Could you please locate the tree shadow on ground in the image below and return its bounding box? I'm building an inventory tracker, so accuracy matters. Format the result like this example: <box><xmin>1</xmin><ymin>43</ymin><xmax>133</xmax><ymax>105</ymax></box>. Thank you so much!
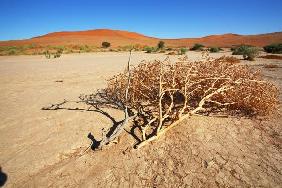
<box><xmin>42</xmin><ymin>91</ymin><xmax>138</xmax><ymax>150</ymax></box>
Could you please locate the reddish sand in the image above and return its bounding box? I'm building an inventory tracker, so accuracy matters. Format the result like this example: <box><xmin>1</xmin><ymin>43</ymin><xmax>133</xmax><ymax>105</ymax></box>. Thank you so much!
<box><xmin>0</xmin><ymin>29</ymin><xmax>282</xmax><ymax>48</ymax></box>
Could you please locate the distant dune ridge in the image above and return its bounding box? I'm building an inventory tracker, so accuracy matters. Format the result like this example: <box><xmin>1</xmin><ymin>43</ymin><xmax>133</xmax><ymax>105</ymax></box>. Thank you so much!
<box><xmin>0</xmin><ymin>29</ymin><xmax>282</xmax><ymax>47</ymax></box>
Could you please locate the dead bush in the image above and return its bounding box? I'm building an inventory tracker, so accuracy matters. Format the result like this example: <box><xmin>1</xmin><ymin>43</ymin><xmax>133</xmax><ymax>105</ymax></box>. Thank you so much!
<box><xmin>104</xmin><ymin>55</ymin><xmax>279</xmax><ymax>147</ymax></box>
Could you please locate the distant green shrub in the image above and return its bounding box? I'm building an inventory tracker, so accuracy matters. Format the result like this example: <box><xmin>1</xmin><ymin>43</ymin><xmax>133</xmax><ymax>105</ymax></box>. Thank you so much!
<box><xmin>263</xmin><ymin>44</ymin><xmax>282</xmax><ymax>54</ymax></box>
<box><xmin>244</xmin><ymin>47</ymin><xmax>260</xmax><ymax>61</ymax></box>
<box><xmin>190</xmin><ymin>43</ymin><xmax>204</xmax><ymax>51</ymax></box>
<box><xmin>232</xmin><ymin>45</ymin><xmax>247</xmax><ymax>55</ymax></box>
<box><xmin>209</xmin><ymin>47</ymin><xmax>221</xmax><ymax>53</ymax></box>
<box><xmin>179</xmin><ymin>48</ymin><xmax>188</xmax><ymax>55</ymax></box>
<box><xmin>102</xmin><ymin>42</ymin><xmax>111</xmax><ymax>48</ymax></box>
<box><xmin>158</xmin><ymin>41</ymin><xmax>165</xmax><ymax>49</ymax></box>
<box><xmin>232</xmin><ymin>45</ymin><xmax>260</xmax><ymax>61</ymax></box>
<box><xmin>144</xmin><ymin>46</ymin><xmax>156</xmax><ymax>53</ymax></box>
<box><xmin>231</xmin><ymin>45</ymin><xmax>253</xmax><ymax>54</ymax></box>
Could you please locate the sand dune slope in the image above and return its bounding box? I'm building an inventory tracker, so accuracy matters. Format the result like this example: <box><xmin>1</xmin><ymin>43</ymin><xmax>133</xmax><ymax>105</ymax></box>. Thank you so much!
<box><xmin>0</xmin><ymin>29</ymin><xmax>282</xmax><ymax>47</ymax></box>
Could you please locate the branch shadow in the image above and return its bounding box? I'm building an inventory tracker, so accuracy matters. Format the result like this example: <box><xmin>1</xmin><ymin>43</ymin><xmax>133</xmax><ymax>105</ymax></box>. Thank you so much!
<box><xmin>0</xmin><ymin>167</ymin><xmax>7</xmax><ymax>187</ymax></box>
<box><xmin>42</xmin><ymin>91</ymin><xmax>139</xmax><ymax>150</ymax></box>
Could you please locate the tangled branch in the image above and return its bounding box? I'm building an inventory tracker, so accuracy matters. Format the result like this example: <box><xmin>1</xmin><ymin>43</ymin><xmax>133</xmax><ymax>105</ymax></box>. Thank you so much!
<box><xmin>104</xmin><ymin>55</ymin><xmax>278</xmax><ymax>148</ymax></box>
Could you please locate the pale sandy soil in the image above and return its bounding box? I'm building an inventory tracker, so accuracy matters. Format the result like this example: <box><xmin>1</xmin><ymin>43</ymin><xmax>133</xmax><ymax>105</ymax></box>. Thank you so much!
<box><xmin>0</xmin><ymin>51</ymin><xmax>281</xmax><ymax>187</ymax></box>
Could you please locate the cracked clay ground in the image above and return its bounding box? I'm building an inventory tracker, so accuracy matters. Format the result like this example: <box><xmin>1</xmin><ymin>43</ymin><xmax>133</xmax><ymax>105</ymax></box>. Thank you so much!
<box><xmin>0</xmin><ymin>52</ymin><xmax>281</xmax><ymax>187</ymax></box>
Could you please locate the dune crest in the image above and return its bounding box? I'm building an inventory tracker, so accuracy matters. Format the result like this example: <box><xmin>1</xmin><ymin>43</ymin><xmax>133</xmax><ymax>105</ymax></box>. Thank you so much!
<box><xmin>0</xmin><ymin>29</ymin><xmax>282</xmax><ymax>47</ymax></box>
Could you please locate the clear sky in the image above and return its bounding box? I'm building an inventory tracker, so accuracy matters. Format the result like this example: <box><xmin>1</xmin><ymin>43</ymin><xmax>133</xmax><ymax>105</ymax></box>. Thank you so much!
<box><xmin>0</xmin><ymin>0</ymin><xmax>282</xmax><ymax>40</ymax></box>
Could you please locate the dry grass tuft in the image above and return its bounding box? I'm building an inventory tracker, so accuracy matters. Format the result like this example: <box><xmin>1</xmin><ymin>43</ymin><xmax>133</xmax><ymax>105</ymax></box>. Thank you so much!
<box><xmin>104</xmin><ymin>55</ymin><xmax>279</xmax><ymax>147</ymax></box>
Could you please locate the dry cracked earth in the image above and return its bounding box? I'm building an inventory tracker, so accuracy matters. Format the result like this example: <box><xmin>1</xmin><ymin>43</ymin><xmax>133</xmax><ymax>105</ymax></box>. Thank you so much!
<box><xmin>0</xmin><ymin>52</ymin><xmax>281</xmax><ymax>187</ymax></box>
<box><xmin>20</xmin><ymin>115</ymin><xmax>281</xmax><ymax>187</ymax></box>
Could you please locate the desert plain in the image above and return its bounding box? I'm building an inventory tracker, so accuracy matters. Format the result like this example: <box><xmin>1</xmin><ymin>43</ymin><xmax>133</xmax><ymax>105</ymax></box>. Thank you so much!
<box><xmin>0</xmin><ymin>51</ymin><xmax>281</xmax><ymax>187</ymax></box>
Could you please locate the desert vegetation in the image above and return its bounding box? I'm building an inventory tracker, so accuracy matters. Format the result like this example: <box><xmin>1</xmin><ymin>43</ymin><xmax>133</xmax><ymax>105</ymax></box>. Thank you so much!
<box><xmin>143</xmin><ymin>46</ymin><xmax>156</xmax><ymax>53</ymax></box>
<box><xmin>0</xmin><ymin>44</ymin><xmax>89</xmax><ymax>55</ymax></box>
<box><xmin>209</xmin><ymin>47</ymin><xmax>222</xmax><ymax>53</ymax></box>
<box><xmin>82</xmin><ymin>54</ymin><xmax>278</xmax><ymax>149</ymax></box>
<box><xmin>232</xmin><ymin>45</ymin><xmax>260</xmax><ymax>61</ymax></box>
<box><xmin>143</xmin><ymin>41</ymin><xmax>166</xmax><ymax>53</ymax></box>
<box><xmin>263</xmin><ymin>43</ymin><xmax>282</xmax><ymax>54</ymax></box>
<box><xmin>0</xmin><ymin>44</ymin><xmax>37</xmax><ymax>55</ymax></box>
<box><xmin>102</xmin><ymin>42</ymin><xmax>111</xmax><ymax>48</ymax></box>
<box><xmin>179</xmin><ymin>48</ymin><xmax>188</xmax><ymax>55</ymax></box>
<box><xmin>43</xmin><ymin>48</ymin><xmax>63</xmax><ymax>59</ymax></box>
<box><xmin>157</xmin><ymin>41</ymin><xmax>165</xmax><ymax>49</ymax></box>
<box><xmin>0</xmin><ymin>44</ymin><xmax>142</xmax><ymax>55</ymax></box>
<box><xmin>190</xmin><ymin>43</ymin><xmax>205</xmax><ymax>51</ymax></box>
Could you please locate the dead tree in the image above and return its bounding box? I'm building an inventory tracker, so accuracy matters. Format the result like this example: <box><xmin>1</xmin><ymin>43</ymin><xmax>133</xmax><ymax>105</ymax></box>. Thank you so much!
<box><xmin>104</xmin><ymin>55</ymin><xmax>279</xmax><ymax>148</ymax></box>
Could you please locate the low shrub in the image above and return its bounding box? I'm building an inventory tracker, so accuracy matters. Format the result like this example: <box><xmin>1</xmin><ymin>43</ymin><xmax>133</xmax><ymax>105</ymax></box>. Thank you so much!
<box><xmin>144</xmin><ymin>46</ymin><xmax>156</xmax><ymax>53</ymax></box>
<box><xmin>263</xmin><ymin>44</ymin><xmax>282</xmax><ymax>54</ymax></box>
<box><xmin>232</xmin><ymin>45</ymin><xmax>260</xmax><ymax>61</ymax></box>
<box><xmin>143</xmin><ymin>46</ymin><xmax>152</xmax><ymax>53</ymax></box>
<box><xmin>54</xmin><ymin>49</ymin><xmax>63</xmax><ymax>58</ymax></box>
<box><xmin>179</xmin><ymin>48</ymin><xmax>188</xmax><ymax>55</ymax></box>
<box><xmin>190</xmin><ymin>43</ymin><xmax>204</xmax><ymax>51</ymax></box>
<box><xmin>244</xmin><ymin>47</ymin><xmax>260</xmax><ymax>61</ymax></box>
<box><xmin>43</xmin><ymin>49</ymin><xmax>62</xmax><ymax>59</ymax></box>
<box><xmin>232</xmin><ymin>45</ymin><xmax>249</xmax><ymax>55</ymax></box>
<box><xmin>158</xmin><ymin>41</ymin><xmax>165</xmax><ymax>49</ymax></box>
<box><xmin>209</xmin><ymin>47</ymin><xmax>222</xmax><ymax>53</ymax></box>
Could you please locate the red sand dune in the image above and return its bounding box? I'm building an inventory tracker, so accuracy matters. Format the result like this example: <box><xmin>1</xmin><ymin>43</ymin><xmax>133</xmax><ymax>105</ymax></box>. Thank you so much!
<box><xmin>0</xmin><ymin>29</ymin><xmax>282</xmax><ymax>47</ymax></box>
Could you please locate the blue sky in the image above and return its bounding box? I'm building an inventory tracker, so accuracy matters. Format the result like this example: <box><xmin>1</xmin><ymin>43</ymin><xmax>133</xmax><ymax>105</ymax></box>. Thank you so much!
<box><xmin>0</xmin><ymin>0</ymin><xmax>282</xmax><ymax>40</ymax></box>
